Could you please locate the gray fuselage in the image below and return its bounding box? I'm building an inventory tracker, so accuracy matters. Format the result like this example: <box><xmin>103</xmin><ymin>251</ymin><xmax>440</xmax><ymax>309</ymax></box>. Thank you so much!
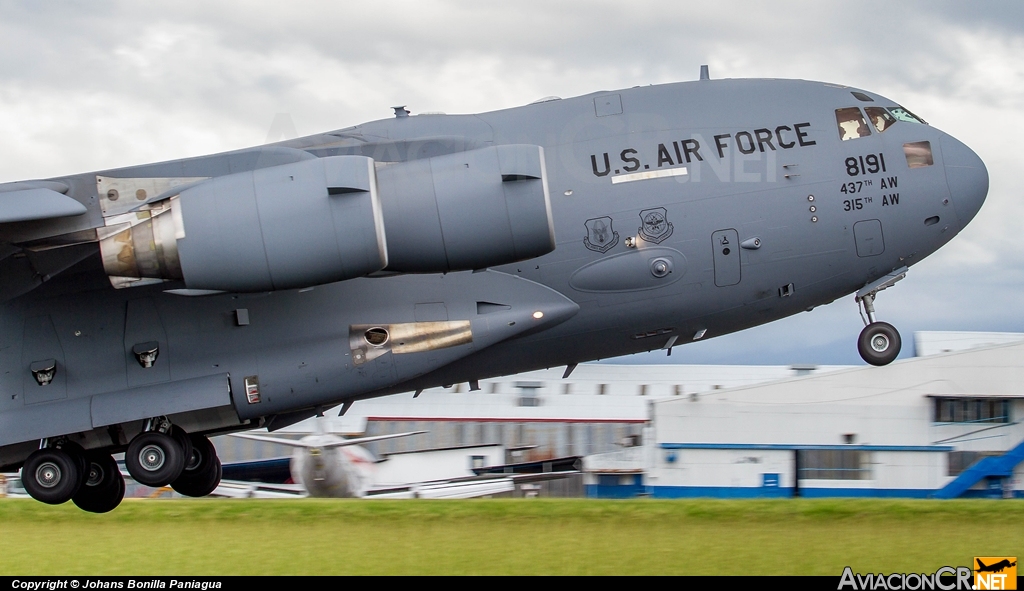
<box><xmin>0</xmin><ymin>78</ymin><xmax>988</xmax><ymax>469</ymax></box>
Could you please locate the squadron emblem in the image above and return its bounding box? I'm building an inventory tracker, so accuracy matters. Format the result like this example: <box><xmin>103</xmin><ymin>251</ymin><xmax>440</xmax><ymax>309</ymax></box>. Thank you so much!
<box><xmin>584</xmin><ymin>217</ymin><xmax>619</xmax><ymax>253</ymax></box>
<box><xmin>638</xmin><ymin>207</ymin><xmax>674</xmax><ymax>244</ymax></box>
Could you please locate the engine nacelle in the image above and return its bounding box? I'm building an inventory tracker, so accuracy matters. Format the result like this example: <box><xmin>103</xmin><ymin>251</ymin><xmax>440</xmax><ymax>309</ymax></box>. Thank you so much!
<box><xmin>99</xmin><ymin>144</ymin><xmax>554</xmax><ymax>291</ymax></box>
<box><xmin>376</xmin><ymin>144</ymin><xmax>554</xmax><ymax>272</ymax></box>
<box><xmin>100</xmin><ymin>156</ymin><xmax>388</xmax><ymax>291</ymax></box>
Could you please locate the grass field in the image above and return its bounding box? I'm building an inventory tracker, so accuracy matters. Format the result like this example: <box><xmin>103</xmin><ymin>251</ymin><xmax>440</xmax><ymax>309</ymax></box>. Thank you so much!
<box><xmin>0</xmin><ymin>498</ymin><xmax>1021</xmax><ymax>575</ymax></box>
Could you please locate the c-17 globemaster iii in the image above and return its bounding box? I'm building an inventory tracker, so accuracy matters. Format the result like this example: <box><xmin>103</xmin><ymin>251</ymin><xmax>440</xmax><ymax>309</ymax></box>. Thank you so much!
<box><xmin>0</xmin><ymin>67</ymin><xmax>987</xmax><ymax>511</ymax></box>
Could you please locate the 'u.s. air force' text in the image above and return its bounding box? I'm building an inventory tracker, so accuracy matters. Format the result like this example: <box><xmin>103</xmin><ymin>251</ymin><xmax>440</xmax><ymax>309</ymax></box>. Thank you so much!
<box><xmin>590</xmin><ymin>122</ymin><xmax>815</xmax><ymax>178</ymax></box>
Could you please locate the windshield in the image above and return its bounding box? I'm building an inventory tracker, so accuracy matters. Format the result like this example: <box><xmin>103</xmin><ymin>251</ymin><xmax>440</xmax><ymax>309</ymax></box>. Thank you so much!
<box><xmin>888</xmin><ymin>106</ymin><xmax>927</xmax><ymax>125</ymax></box>
<box><xmin>835</xmin><ymin>107</ymin><xmax>871</xmax><ymax>141</ymax></box>
<box><xmin>865</xmin><ymin>107</ymin><xmax>896</xmax><ymax>133</ymax></box>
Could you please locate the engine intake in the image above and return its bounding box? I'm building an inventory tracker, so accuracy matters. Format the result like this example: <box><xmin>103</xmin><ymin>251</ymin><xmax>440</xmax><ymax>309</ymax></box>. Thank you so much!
<box><xmin>376</xmin><ymin>144</ymin><xmax>554</xmax><ymax>272</ymax></box>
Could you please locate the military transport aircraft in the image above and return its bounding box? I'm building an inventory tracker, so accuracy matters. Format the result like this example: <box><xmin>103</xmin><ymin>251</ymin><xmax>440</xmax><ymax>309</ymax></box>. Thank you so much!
<box><xmin>0</xmin><ymin>68</ymin><xmax>988</xmax><ymax>512</ymax></box>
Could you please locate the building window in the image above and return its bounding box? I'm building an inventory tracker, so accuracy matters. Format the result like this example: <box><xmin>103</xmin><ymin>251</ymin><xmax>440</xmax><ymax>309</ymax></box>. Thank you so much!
<box><xmin>797</xmin><ymin>449</ymin><xmax>869</xmax><ymax>480</ymax></box>
<box><xmin>934</xmin><ymin>398</ymin><xmax>1010</xmax><ymax>424</ymax></box>
<box><xmin>516</xmin><ymin>381</ymin><xmax>542</xmax><ymax>407</ymax></box>
<box><xmin>947</xmin><ymin>451</ymin><xmax>1000</xmax><ymax>477</ymax></box>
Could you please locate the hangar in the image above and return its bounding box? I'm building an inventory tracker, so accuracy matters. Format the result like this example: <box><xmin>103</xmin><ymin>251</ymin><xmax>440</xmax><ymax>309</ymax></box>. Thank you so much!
<box><xmin>584</xmin><ymin>336</ymin><xmax>1024</xmax><ymax>499</ymax></box>
<box><xmin>207</xmin><ymin>331</ymin><xmax>1024</xmax><ymax>499</ymax></box>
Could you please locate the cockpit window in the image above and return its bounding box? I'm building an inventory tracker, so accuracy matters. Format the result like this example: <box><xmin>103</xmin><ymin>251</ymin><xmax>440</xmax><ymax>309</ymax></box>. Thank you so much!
<box><xmin>889</xmin><ymin>106</ymin><xmax>927</xmax><ymax>125</ymax></box>
<box><xmin>835</xmin><ymin>107</ymin><xmax>871</xmax><ymax>141</ymax></box>
<box><xmin>865</xmin><ymin>107</ymin><xmax>896</xmax><ymax>133</ymax></box>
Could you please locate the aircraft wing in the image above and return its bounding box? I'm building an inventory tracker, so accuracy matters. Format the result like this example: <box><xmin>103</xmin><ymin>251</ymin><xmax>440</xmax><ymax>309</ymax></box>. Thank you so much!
<box><xmin>365</xmin><ymin>471</ymin><xmax>579</xmax><ymax>499</ymax></box>
<box><xmin>0</xmin><ymin>187</ymin><xmax>87</xmax><ymax>223</ymax></box>
<box><xmin>319</xmin><ymin>431</ymin><xmax>428</xmax><ymax>449</ymax></box>
<box><xmin>366</xmin><ymin>476</ymin><xmax>517</xmax><ymax>499</ymax></box>
<box><xmin>211</xmin><ymin>480</ymin><xmax>308</xmax><ymax>499</ymax></box>
<box><xmin>228</xmin><ymin>432</ymin><xmax>316</xmax><ymax>448</ymax></box>
<box><xmin>228</xmin><ymin>430</ymin><xmax>427</xmax><ymax>449</ymax></box>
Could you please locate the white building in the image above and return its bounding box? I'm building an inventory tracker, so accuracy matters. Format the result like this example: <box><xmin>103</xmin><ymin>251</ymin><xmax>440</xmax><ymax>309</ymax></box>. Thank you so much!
<box><xmin>215</xmin><ymin>363</ymin><xmax>845</xmax><ymax>465</ymax></box>
<box><xmin>584</xmin><ymin>339</ymin><xmax>1024</xmax><ymax>499</ymax></box>
<box><xmin>213</xmin><ymin>332</ymin><xmax>1024</xmax><ymax>499</ymax></box>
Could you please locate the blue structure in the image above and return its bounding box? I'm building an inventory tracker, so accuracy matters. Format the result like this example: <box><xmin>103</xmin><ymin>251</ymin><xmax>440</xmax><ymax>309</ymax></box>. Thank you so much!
<box><xmin>934</xmin><ymin>438</ymin><xmax>1024</xmax><ymax>499</ymax></box>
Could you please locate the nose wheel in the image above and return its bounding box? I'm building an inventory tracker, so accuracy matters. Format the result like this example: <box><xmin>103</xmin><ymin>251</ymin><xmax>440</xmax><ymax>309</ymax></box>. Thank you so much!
<box><xmin>858</xmin><ymin>321</ymin><xmax>901</xmax><ymax>366</ymax></box>
<box><xmin>854</xmin><ymin>267</ymin><xmax>907</xmax><ymax>366</ymax></box>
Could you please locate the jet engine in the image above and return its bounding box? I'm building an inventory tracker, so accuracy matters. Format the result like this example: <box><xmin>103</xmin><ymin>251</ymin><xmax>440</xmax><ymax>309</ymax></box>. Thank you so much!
<box><xmin>375</xmin><ymin>144</ymin><xmax>554</xmax><ymax>273</ymax></box>
<box><xmin>100</xmin><ymin>155</ymin><xmax>388</xmax><ymax>292</ymax></box>
<box><xmin>99</xmin><ymin>145</ymin><xmax>554</xmax><ymax>291</ymax></box>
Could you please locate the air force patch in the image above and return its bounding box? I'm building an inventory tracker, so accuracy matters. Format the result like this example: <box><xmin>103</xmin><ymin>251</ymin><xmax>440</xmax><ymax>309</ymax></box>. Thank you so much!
<box><xmin>638</xmin><ymin>207</ymin><xmax>674</xmax><ymax>244</ymax></box>
<box><xmin>584</xmin><ymin>217</ymin><xmax>619</xmax><ymax>253</ymax></box>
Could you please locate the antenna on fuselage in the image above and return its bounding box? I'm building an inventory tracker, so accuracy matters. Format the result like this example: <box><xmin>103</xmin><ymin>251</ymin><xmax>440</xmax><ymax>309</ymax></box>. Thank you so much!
<box><xmin>699</xmin><ymin>65</ymin><xmax>710</xmax><ymax>81</ymax></box>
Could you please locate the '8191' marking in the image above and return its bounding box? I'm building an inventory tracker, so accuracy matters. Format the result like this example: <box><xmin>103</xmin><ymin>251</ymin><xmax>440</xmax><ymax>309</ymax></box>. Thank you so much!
<box><xmin>845</xmin><ymin>153</ymin><xmax>886</xmax><ymax>177</ymax></box>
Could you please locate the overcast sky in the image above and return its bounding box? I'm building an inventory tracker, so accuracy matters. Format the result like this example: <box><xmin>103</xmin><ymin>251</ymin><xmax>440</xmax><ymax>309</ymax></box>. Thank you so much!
<box><xmin>1</xmin><ymin>1</ymin><xmax>1021</xmax><ymax>365</ymax></box>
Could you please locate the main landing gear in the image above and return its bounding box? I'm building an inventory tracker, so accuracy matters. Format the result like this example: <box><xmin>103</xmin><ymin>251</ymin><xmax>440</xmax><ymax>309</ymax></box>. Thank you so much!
<box><xmin>854</xmin><ymin>267</ymin><xmax>907</xmax><ymax>366</ymax></box>
<box><xmin>21</xmin><ymin>440</ymin><xmax>126</xmax><ymax>513</ymax></box>
<box><xmin>124</xmin><ymin>418</ymin><xmax>222</xmax><ymax>497</ymax></box>
<box><xmin>20</xmin><ymin>419</ymin><xmax>222</xmax><ymax>512</ymax></box>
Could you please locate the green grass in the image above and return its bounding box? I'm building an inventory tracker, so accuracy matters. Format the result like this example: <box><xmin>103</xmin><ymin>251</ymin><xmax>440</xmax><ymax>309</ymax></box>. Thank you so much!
<box><xmin>0</xmin><ymin>498</ymin><xmax>1021</xmax><ymax>575</ymax></box>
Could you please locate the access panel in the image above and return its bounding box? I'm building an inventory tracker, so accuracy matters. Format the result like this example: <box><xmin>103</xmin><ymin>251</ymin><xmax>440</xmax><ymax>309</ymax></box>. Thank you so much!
<box><xmin>854</xmin><ymin>219</ymin><xmax>885</xmax><ymax>257</ymax></box>
<box><xmin>712</xmin><ymin>229</ymin><xmax>741</xmax><ymax>287</ymax></box>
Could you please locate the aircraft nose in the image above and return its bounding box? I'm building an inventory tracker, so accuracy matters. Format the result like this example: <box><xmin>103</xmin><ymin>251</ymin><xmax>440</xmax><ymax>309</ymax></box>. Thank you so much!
<box><xmin>941</xmin><ymin>134</ymin><xmax>988</xmax><ymax>226</ymax></box>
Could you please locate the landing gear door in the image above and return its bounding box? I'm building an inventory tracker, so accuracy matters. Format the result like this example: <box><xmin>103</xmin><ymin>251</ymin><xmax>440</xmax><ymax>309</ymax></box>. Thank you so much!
<box><xmin>712</xmin><ymin>229</ymin><xmax>741</xmax><ymax>287</ymax></box>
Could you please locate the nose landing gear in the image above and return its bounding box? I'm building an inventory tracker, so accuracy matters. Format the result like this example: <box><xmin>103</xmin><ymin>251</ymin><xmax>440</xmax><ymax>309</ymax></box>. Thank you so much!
<box><xmin>855</xmin><ymin>267</ymin><xmax>907</xmax><ymax>366</ymax></box>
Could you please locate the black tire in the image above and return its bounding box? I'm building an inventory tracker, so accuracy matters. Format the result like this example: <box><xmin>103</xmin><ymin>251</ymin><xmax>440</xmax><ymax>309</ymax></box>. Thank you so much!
<box><xmin>858</xmin><ymin>321</ymin><xmax>902</xmax><ymax>366</ymax></box>
<box><xmin>170</xmin><ymin>426</ymin><xmax>193</xmax><ymax>471</ymax></box>
<box><xmin>171</xmin><ymin>456</ymin><xmax>222</xmax><ymax>498</ymax></box>
<box><xmin>171</xmin><ymin>435</ymin><xmax>222</xmax><ymax>497</ymax></box>
<box><xmin>56</xmin><ymin>441</ymin><xmax>88</xmax><ymax>486</ymax></box>
<box><xmin>72</xmin><ymin>452</ymin><xmax>125</xmax><ymax>513</ymax></box>
<box><xmin>126</xmin><ymin>431</ymin><xmax>186</xmax><ymax>487</ymax></box>
<box><xmin>21</xmin><ymin>448</ymin><xmax>82</xmax><ymax>504</ymax></box>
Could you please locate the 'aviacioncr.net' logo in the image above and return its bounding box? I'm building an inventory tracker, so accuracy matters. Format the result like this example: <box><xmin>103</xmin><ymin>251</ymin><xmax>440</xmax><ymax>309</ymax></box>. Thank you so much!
<box><xmin>974</xmin><ymin>557</ymin><xmax>1017</xmax><ymax>590</ymax></box>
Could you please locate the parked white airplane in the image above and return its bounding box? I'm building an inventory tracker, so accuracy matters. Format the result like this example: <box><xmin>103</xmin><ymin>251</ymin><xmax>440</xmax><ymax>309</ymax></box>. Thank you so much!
<box><xmin>228</xmin><ymin>426</ymin><xmax>426</xmax><ymax>498</ymax></box>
